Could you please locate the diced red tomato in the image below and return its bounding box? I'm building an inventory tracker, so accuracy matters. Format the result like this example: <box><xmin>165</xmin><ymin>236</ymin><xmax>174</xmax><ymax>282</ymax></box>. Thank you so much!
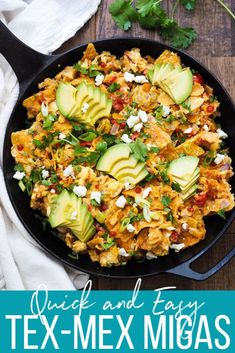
<box><xmin>100</xmin><ymin>62</ymin><xmax>106</xmax><ymax>68</ymax></box>
<box><xmin>194</xmin><ymin>192</ymin><xmax>208</xmax><ymax>207</ymax></box>
<box><xmin>112</xmin><ymin>96</ymin><xmax>124</xmax><ymax>111</ymax></box>
<box><xmin>109</xmin><ymin>231</ymin><xmax>117</xmax><ymax>237</ymax></box>
<box><xmin>107</xmin><ymin>76</ymin><xmax>117</xmax><ymax>85</ymax></box>
<box><xmin>193</xmin><ymin>74</ymin><xmax>204</xmax><ymax>84</ymax></box>
<box><xmin>207</xmin><ymin>105</ymin><xmax>214</xmax><ymax>113</ymax></box>
<box><xmin>131</xmin><ymin>132</ymin><xmax>140</xmax><ymax>140</ymax></box>
<box><xmin>17</xmin><ymin>144</ymin><xmax>24</xmax><ymax>151</ymax></box>
<box><xmin>170</xmin><ymin>230</ymin><xmax>179</xmax><ymax>243</ymax></box>
<box><xmin>187</xmin><ymin>207</ymin><xmax>194</xmax><ymax>212</ymax></box>
<box><xmin>120</xmin><ymin>122</ymin><xmax>126</xmax><ymax>128</ymax></box>
<box><xmin>135</xmin><ymin>186</ymin><xmax>142</xmax><ymax>193</ymax></box>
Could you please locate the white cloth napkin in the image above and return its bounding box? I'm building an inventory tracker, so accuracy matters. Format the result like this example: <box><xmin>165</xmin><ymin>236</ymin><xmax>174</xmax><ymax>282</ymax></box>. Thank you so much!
<box><xmin>0</xmin><ymin>0</ymin><xmax>101</xmax><ymax>289</ymax></box>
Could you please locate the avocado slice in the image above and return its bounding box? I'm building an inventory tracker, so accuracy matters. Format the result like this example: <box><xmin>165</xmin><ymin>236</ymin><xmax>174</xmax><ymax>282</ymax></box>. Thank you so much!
<box><xmin>48</xmin><ymin>189</ymin><xmax>78</xmax><ymax>228</ymax></box>
<box><xmin>181</xmin><ymin>184</ymin><xmax>198</xmax><ymax>201</ymax></box>
<box><xmin>173</xmin><ymin>168</ymin><xmax>200</xmax><ymax>191</ymax></box>
<box><xmin>155</xmin><ymin>63</ymin><xmax>175</xmax><ymax>87</ymax></box>
<box><xmin>168</xmin><ymin>156</ymin><xmax>199</xmax><ymax>181</ymax></box>
<box><xmin>56</xmin><ymin>83</ymin><xmax>77</xmax><ymax>117</ymax></box>
<box><xmin>48</xmin><ymin>190</ymin><xmax>95</xmax><ymax>243</ymax></box>
<box><xmin>164</xmin><ymin>68</ymin><xmax>193</xmax><ymax>104</ymax></box>
<box><xmin>115</xmin><ymin>162</ymin><xmax>146</xmax><ymax>180</ymax></box>
<box><xmin>119</xmin><ymin>168</ymin><xmax>149</xmax><ymax>185</ymax></box>
<box><xmin>56</xmin><ymin>82</ymin><xmax>112</xmax><ymax>126</ymax></box>
<box><xmin>110</xmin><ymin>155</ymin><xmax>138</xmax><ymax>175</ymax></box>
<box><xmin>96</xmin><ymin>144</ymin><xmax>131</xmax><ymax>172</ymax></box>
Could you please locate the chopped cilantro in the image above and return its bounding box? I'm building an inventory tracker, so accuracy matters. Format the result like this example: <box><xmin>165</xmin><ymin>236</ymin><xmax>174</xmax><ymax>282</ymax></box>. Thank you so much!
<box><xmin>217</xmin><ymin>209</ymin><xmax>226</xmax><ymax>220</ymax></box>
<box><xmin>109</xmin><ymin>0</ymin><xmax>137</xmax><ymax>31</ymax></box>
<box><xmin>79</xmin><ymin>131</ymin><xmax>97</xmax><ymax>141</ymax></box>
<box><xmin>150</xmin><ymin>146</ymin><xmax>160</xmax><ymax>153</ymax></box>
<box><xmin>172</xmin><ymin>182</ymin><xmax>182</xmax><ymax>192</ymax></box>
<box><xmin>161</xmin><ymin>195</ymin><xmax>171</xmax><ymax>207</ymax></box>
<box><xmin>107</xmin><ymin>82</ymin><xmax>121</xmax><ymax>92</ymax></box>
<box><xmin>96</xmin><ymin>141</ymin><xmax>108</xmax><ymax>154</ymax></box>
<box><xmin>14</xmin><ymin>163</ymin><xmax>24</xmax><ymax>172</ymax></box>
<box><xmin>129</xmin><ymin>139</ymin><xmax>148</xmax><ymax>162</ymax></box>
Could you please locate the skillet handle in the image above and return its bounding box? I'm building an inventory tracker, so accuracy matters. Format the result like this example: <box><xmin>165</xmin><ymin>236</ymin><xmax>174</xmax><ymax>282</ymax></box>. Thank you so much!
<box><xmin>0</xmin><ymin>20</ymin><xmax>54</xmax><ymax>87</ymax></box>
<box><xmin>166</xmin><ymin>247</ymin><xmax>235</xmax><ymax>281</ymax></box>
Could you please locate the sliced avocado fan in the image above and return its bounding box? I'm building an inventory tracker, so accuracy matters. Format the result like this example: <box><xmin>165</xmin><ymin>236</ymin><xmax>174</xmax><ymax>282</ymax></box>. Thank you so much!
<box><xmin>168</xmin><ymin>156</ymin><xmax>200</xmax><ymax>200</ymax></box>
<box><xmin>96</xmin><ymin>144</ymin><xmax>148</xmax><ymax>185</ymax></box>
<box><xmin>48</xmin><ymin>189</ymin><xmax>95</xmax><ymax>242</ymax></box>
<box><xmin>56</xmin><ymin>81</ymin><xmax>112</xmax><ymax>127</ymax></box>
<box><xmin>148</xmin><ymin>63</ymin><xmax>193</xmax><ymax>104</ymax></box>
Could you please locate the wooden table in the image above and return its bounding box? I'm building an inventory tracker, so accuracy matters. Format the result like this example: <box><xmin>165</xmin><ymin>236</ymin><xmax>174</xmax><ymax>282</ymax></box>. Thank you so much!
<box><xmin>57</xmin><ymin>0</ymin><xmax>235</xmax><ymax>289</ymax></box>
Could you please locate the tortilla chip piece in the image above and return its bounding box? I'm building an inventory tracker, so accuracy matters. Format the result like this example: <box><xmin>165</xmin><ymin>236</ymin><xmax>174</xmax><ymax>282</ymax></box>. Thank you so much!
<box><xmin>188</xmin><ymin>97</ymin><xmax>204</xmax><ymax>111</ymax></box>
<box><xmin>191</xmin><ymin>82</ymin><xmax>205</xmax><ymax>96</ymax></box>
<box><xmin>155</xmin><ymin>50</ymin><xmax>181</xmax><ymax>66</ymax></box>
<box><xmin>157</xmin><ymin>91</ymin><xmax>175</xmax><ymax>106</ymax></box>
<box><xmin>82</xmin><ymin>43</ymin><xmax>98</xmax><ymax>61</ymax></box>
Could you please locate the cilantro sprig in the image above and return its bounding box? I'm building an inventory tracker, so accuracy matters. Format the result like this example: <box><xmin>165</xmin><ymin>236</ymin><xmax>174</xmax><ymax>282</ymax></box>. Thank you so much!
<box><xmin>109</xmin><ymin>0</ymin><xmax>235</xmax><ymax>49</ymax></box>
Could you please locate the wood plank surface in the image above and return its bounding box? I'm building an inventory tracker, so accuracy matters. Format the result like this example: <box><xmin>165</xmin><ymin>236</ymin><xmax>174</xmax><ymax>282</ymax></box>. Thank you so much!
<box><xmin>57</xmin><ymin>0</ymin><xmax>235</xmax><ymax>289</ymax></box>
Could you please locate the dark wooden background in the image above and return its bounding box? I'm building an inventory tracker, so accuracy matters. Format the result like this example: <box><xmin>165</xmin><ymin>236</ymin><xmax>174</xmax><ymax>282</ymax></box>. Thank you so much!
<box><xmin>57</xmin><ymin>0</ymin><xmax>235</xmax><ymax>290</ymax></box>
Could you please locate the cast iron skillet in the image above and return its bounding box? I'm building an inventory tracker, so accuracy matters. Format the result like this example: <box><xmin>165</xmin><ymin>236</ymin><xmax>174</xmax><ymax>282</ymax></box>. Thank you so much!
<box><xmin>1</xmin><ymin>22</ymin><xmax>234</xmax><ymax>280</ymax></box>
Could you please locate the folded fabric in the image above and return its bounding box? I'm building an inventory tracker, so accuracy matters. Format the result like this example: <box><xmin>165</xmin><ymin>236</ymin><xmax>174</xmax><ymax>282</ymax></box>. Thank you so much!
<box><xmin>0</xmin><ymin>0</ymin><xmax>101</xmax><ymax>289</ymax></box>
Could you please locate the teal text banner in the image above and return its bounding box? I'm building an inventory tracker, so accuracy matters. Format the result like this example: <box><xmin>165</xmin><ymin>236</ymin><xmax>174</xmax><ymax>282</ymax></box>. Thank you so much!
<box><xmin>0</xmin><ymin>284</ymin><xmax>234</xmax><ymax>352</ymax></box>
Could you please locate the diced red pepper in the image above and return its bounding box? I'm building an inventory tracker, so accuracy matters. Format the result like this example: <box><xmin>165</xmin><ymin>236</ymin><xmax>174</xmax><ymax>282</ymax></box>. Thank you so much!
<box><xmin>193</xmin><ymin>74</ymin><xmax>204</xmax><ymax>84</ymax></box>
<box><xmin>120</xmin><ymin>121</ymin><xmax>126</xmax><ymax>128</ymax></box>
<box><xmin>207</xmin><ymin>105</ymin><xmax>214</xmax><ymax>113</ymax></box>
<box><xmin>109</xmin><ymin>231</ymin><xmax>117</xmax><ymax>237</ymax></box>
<box><xmin>17</xmin><ymin>144</ymin><xmax>24</xmax><ymax>151</ymax></box>
<box><xmin>100</xmin><ymin>203</ymin><xmax>108</xmax><ymax>211</ymax></box>
<box><xmin>80</xmin><ymin>141</ymin><xmax>91</xmax><ymax>147</ymax></box>
<box><xmin>194</xmin><ymin>192</ymin><xmax>208</xmax><ymax>207</ymax></box>
<box><xmin>100</xmin><ymin>62</ymin><xmax>106</xmax><ymax>68</ymax></box>
<box><xmin>170</xmin><ymin>230</ymin><xmax>179</xmax><ymax>243</ymax></box>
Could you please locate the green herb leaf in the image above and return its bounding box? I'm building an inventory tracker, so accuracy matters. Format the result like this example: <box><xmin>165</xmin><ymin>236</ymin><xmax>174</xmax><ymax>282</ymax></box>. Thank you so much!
<box><xmin>87</xmin><ymin>152</ymin><xmax>101</xmax><ymax>164</ymax></box>
<box><xmin>129</xmin><ymin>139</ymin><xmax>148</xmax><ymax>162</ymax></box>
<box><xmin>150</xmin><ymin>146</ymin><xmax>160</xmax><ymax>153</ymax></box>
<box><xmin>161</xmin><ymin>195</ymin><xmax>171</xmax><ymax>207</ymax></box>
<box><xmin>109</xmin><ymin>0</ymin><xmax>137</xmax><ymax>31</ymax></box>
<box><xmin>161</xmin><ymin>24</ymin><xmax>197</xmax><ymax>49</ymax></box>
<box><xmin>73</xmin><ymin>62</ymin><xmax>88</xmax><ymax>75</ymax></box>
<box><xmin>33</xmin><ymin>139</ymin><xmax>44</xmax><ymax>149</ymax></box>
<box><xmin>96</xmin><ymin>141</ymin><xmax>108</xmax><ymax>154</ymax></box>
<box><xmin>43</xmin><ymin>114</ymin><xmax>56</xmax><ymax>130</ymax></box>
<box><xmin>14</xmin><ymin>163</ymin><xmax>24</xmax><ymax>172</ymax></box>
<box><xmin>217</xmin><ymin>209</ymin><xmax>226</xmax><ymax>220</ymax></box>
<box><xmin>172</xmin><ymin>182</ymin><xmax>182</xmax><ymax>192</ymax></box>
<box><xmin>88</xmin><ymin>64</ymin><xmax>102</xmax><ymax>78</ymax></box>
<box><xmin>180</xmin><ymin>0</ymin><xmax>197</xmax><ymax>11</ymax></box>
<box><xmin>107</xmin><ymin>82</ymin><xmax>121</xmax><ymax>92</ymax></box>
<box><xmin>79</xmin><ymin>132</ymin><xmax>97</xmax><ymax>141</ymax></box>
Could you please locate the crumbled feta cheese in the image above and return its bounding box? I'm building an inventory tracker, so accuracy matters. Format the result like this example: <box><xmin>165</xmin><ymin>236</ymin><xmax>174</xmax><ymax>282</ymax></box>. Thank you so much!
<box><xmin>124</xmin><ymin>182</ymin><xmax>134</xmax><ymax>190</ymax></box>
<box><xmin>166</xmin><ymin>226</ymin><xmax>176</xmax><ymax>231</ymax></box>
<box><xmin>121</xmin><ymin>134</ymin><xmax>132</xmax><ymax>144</ymax></box>
<box><xmin>182</xmin><ymin>222</ymin><xmax>189</xmax><ymax>231</ymax></box>
<box><xmin>146</xmin><ymin>252</ymin><xmax>158</xmax><ymax>260</ymax></box>
<box><xmin>162</xmin><ymin>105</ymin><xmax>171</xmax><ymax>117</ymax></box>
<box><xmin>63</xmin><ymin>164</ymin><xmax>74</xmax><ymax>177</ymax></box>
<box><xmin>134</xmin><ymin>75</ymin><xmax>148</xmax><ymax>84</ymax></box>
<box><xmin>13</xmin><ymin>171</ymin><xmax>25</xmax><ymax>181</ymax></box>
<box><xmin>58</xmin><ymin>132</ymin><xmax>66</xmax><ymax>140</ymax></box>
<box><xmin>81</xmin><ymin>102</ymin><xmax>89</xmax><ymax>113</ymax></box>
<box><xmin>142</xmin><ymin>187</ymin><xmax>152</xmax><ymax>199</ymax></box>
<box><xmin>70</xmin><ymin>211</ymin><xmax>78</xmax><ymax>220</ymax></box>
<box><xmin>90</xmin><ymin>191</ymin><xmax>102</xmax><ymax>204</ymax></box>
<box><xmin>184</xmin><ymin>127</ymin><xmax>193</xmax><ymax>134</ymax></box>
<box><xmin>170</xmin><ymin>243</ymin><xmax>185</xmax><ymax>252</ymax></box>
<box><xmin>41</xmin><ymin>102</ymin><xmax>48</xmax><ymax>117</ymax></box>
<box><xmin>127</xmin><ymin>223</ymin><xmax>136</xmax><ymax>233</ymax></box>
<box><xmin>124</xmin><ymin>72</ymin><xmax>135</xmax><ymax>82</ymax></box>
<box><xmin>50</xmin><ymin>189</ymin><xmax>56</xmax><ymax>194</ymax></box>
<box><xmin>217</xmin><ymin>128</ymin><xmax>228</xmax><ymax>139</ymax></box>
<box><xmin>119</xmin><ymin>248</ymin><xmax>129</xmax><ymax>257</ymax></box>
<box><xmin>126</xmin><ymin>115</ymin><xmax>139</xmax><ymax>128</ymax></box>
<box><xmin>203</xmin><ymin>124</ymin><xmax>209</xmax><ymax>131</ymax></box>
<box><xmin>42</xmin><ymin>169</ymin><xmax>49</xmax><ymax>179</ymax></box>
<box><xmin>95</xmin><ymin>74</ymin><xmax>104</xmax><ymax>86</ymax></box>
<box><xmin>214</xmin><ymin>153</ymin><xmax>225</xmax><ymax>165</ymax></box>
<box><xmin>133</xmin><ymin>122</ymin><xmax>143</xmax><ymax>132</ymax></box>
<box><xmin>138</xmin><ymin>109</ymin><xmax>148</xmax><ymax>123</ymax></box>
<box><xmin>73</xmin><ymin>185</ymin><xmax>87</xmax><ymax>197</ymax></box>
<box><xmin>115</xmin><ymin>195</ymin><xmax>127</xmax><ymax>208</ymax></box>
